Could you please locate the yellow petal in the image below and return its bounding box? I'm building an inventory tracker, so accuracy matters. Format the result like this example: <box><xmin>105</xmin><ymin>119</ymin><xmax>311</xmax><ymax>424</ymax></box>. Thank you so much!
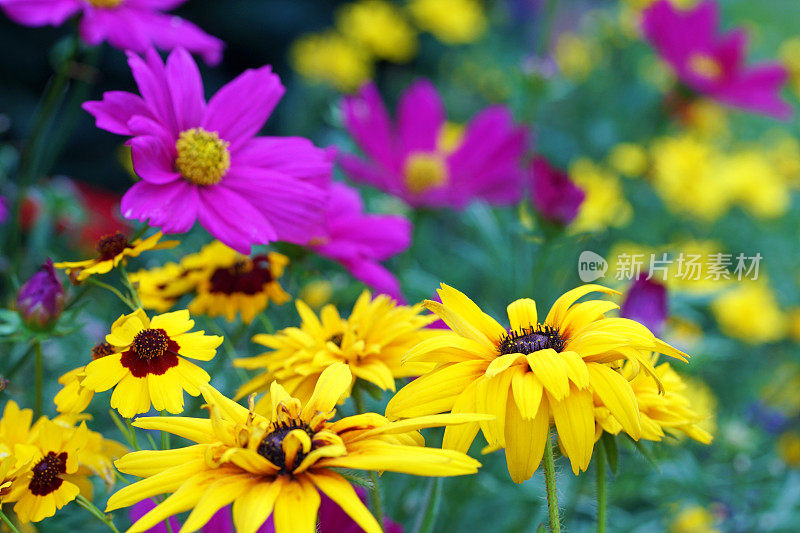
<box><xmin>474</xmin><ymin>368</ymin><xmax>515</xmax><ymax>448</ymax></box>
<box><xmin>180</xmin><ymin>474</ymin><xmax>258</xmax><ymax>533</ymax></box>
<box><xmin>132</xmin><ymin>417</ymin><xmax>215</xmax><ymax>443</ymax></box>
<box><xmin>442</xmin><ymin>381</ymin><xmax>481</xmax><ymax>453</ymax></box>
<box><xmin>559</xmin><ymin>350</ymin><xmax>590</xmax><ymax>389</ymax></box>
<box><xmin>301</xmin><ymin>363</ymin><xmax>352</xmax><ymax>420</ymax></box>
<box><xmin>80</xmin><ymin>354</ymin><xmax>127</xmax><ymax>392</ymax></box>
<box><xmin>232</xmin><ymin>478</ymin><xmax>284</xmax><ymax>533</ymax></box>
<box><xmin>526</xmin><ymin>349</ymin><xmax>569</xmax><ymax>401</ymax></box>
<box><xmin>114</xmin><ymin>446</ymin><xmax>207</xmax><ymax>477</ymax></box>
<box><xmin>550</xmin><ymin>387</ymin><xmax>595</xmax><ymax>475</ymax></box>
<box><xmin>320</xmin><ymin>443</ymin><xmax>481</xmax><ymax>476</ymax></box>
<box><xmin>436</xmin><ymin>284</ymin><xmax>507</xmax><ymax>342</ymax></box>
<box><xmin>110</xmin><ymin>374</ymin><xmax>151</xmax><ymax>418</ymax></box>
<box><xmin>485</xmin><ymin>353</ymin><xmax>524</xmax><ymax>378</ymax></box>
<box><xmin>422</xmin><ymin>300</ymin><xmax>497</xmax><ymax>351</ymax></box>
<box><xmin>307</xmin><ymin>470</ymin><xmax>381</xmax><ymax>533</ymax></box>
<box><xmin>107</xmin><ymin>460</ymin><xmax>209</xmax><ymax>510</ymax></box>
<box><xmin>504</xmin><ymin>387</ymin><xmax>550</xmax><ymax>483</ymax></box>
<box><xmin>545</xmin><ymin>285</ymin><xmax>619</xmax><ymax>329</ymax></box>
<box><xmin>403</xmin><ymin>333</ymin><xmax>492</xmax><ymax>364</ymax></box>
<box><xmin>273</xmin><ymin>476</ymin><xmax>320</xmax><ymax>533</ymax></box>
<box><xmin>586</xmin><ymin>363</ymin><xmax>642</xmax><ymax>439</ymax></box>
<box><xmin>511</xmin><ymin>369</ymin><xmax>544</xmax><ymax>419</ymax></box>
<box><xmin>507</xmin><ymin>298</ymin><xmax>538</xmax><ymax>331</ymax></box>
<box><xmin>200</xmin><ymin>384</ymin><xmax>249</xmax><ymax>423</ymax></box>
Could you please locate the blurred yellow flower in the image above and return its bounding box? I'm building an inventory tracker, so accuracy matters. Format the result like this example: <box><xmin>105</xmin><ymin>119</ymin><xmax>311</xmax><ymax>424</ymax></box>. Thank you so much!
<box><xmin>608</xmin><ymin>143</ymin><xmax>649</xmax><ymax>177</ymax></box>
<box><xmin>569</xmin><ymin>158</ymin><xmax>632</xmax><ymax>232</ymax></box>
<box><xmin>337</xmin><ymin>0</ymin><xmax>418</xmax><ymax>62</ymax></box>
<box><xmin>779</xmin><ymin>36</ymin><xmax>800</xmax><ymax>95</ymax></box>
<box><xmin>554</xmin><ymin>32</ymin><xmax>600</xmax><ymax>82</ymax></box>
<box><xmin>408</xmin><ymin>0</ymin><xmax>486</xmax><ymax>44</ymax></box>
<box><xmin>778</xmin><ymin>431</ymin><xmax>800</xmax><ymax>468</ymax></box>
<box><xmin>765</xmin><ymin>131</ymin><xmax>800</xmax><ymax>185</ymax></box>
<box><xmin>129</xmin><ymin>261</ymin><xmax>193</xmax><ymax>313</ymax></box>
<box><xmin>298</xmin><ymin>279</ymin><xmax>334</xmax><ymax>310</ymax></box>
<box><xmin>711</xmin><ymin>283</ymin><xmax>787</xmax><ymax>344</ymax></box>
<box><xmin>683</xmin><ymin>100</ymin><xmax>730</xmax><ymax>141</ymax></box>
<box><xmin>789</xmin><ymin>308</ymin><xmax>800</xmax><ymax>343</ymax></box>
<box><xmin>719</xmin><ymin>150</ymin><xmax>790</xmax><ymax>219</ymax></box>
<box><xmin>290</xmin><ymin>31</ymin><xmax>372</xmax><ymax>92</ymax></box>
<box><xmin>669</xmin><ymin>505</ymin><xmax>719</xmax><ymax>533</ymax></box>
<box><xmin>623</xmin><ymin>0</ymin><xmax>699</xmax><ymax>9</ymax></box>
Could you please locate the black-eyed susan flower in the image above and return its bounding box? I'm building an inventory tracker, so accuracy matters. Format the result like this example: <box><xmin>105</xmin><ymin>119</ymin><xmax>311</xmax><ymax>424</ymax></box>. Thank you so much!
<box><xmin>4</xmin><ymin>418</ymin><xmax>89</xmax><ymax>523</ymax></box>
<box><xmin>183</xmin><ymin>241</ymin><xmax>291</xmax><ymax>323</ymax></box>
<box><xmin>54</xmin><ymin>231</ymin><xmax>177</xmax><ymax>282</ymax></box>
<box><xmin>54</xmin><ymin>342</ymin><xmax>115</xmax><ymax>415</ymax></box>
<box><xmin>234</xmin><ymin>291</ymin><xmax>440</xmax><ymax>406</ymax></box>
<box><xmin>386</xmin><ymin>284</ymin><xmax>689</xmax><ymax>482</ymax></box>
<box><xmin>79</xmin><ymin>309</ymin><xmax>222</xmax><ymax>418</ymax></box>
<box><xmin>595</xmin><ymin>355</ymin><xmax>714</xmax><ymax>445</ymax></box>
<box><xmin>106</xmin><ymin>363</ymin><xmax>485</xmax><ymax>533</ymax></box>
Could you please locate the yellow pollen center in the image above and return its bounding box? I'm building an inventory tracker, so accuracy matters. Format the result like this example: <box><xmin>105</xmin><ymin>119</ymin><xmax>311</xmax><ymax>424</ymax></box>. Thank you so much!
<box><xmin>403</xmin><ymin>152</ymin><xmax>448</xmax><ymax>194</ymax></box>
<box><xmin>86</xmin><ymin>0</ymin><xmax>123</xmax><ymax>7</ymax></box>
<box><xmin>175</xmin><ymin>128</ymin><xmax>231</xmax><ymax>186</ymax></box>
<box><xmin>688</xmin><ymin>54</ymin><xmax>723</xmax><ymax>81</ymax></box>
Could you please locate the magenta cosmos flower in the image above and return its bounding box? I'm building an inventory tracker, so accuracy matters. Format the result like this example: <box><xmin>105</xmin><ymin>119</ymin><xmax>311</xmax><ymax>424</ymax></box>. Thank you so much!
<box><xmin>642</xmin><ymin>0</ymin><xmax>791</xmax><ymax>119</ymax></box>
<box><xmin>309</xmin><ymin>182</ymin><xmax>411</xmax><ymax>302</ymax></box>
<box><xmin>340</xmin><ymin>80</ymin><xmax>529</xmax><ymax>208</ymax></box>
<box><xmin>529</xmin><ymin>156</ymin><xmax>584</xmax><ymax>225</ymax></box>
<box><xmin>83</xmin><ymin>48</ymin><xmax>331</xmax><ymax>254</ymax></box>
<box><xmin>0</xmin><ymin>0</ymin><xmax>223</xmax><ymax>65</ymax></box>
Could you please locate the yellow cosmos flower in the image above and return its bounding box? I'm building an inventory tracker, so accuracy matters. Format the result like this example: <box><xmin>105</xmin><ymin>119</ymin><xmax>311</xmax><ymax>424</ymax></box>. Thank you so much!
<box><xmin>4</xmin><ymin>418</ymin><xmax>89</xmax><ymax>523</ymax></box>
<box><xmin>183</xmin><ymin>242</ymin><xmax>291</xmax><ymax>323</ymax></box>
<box><xmin>595</xmin><ymin>356</ymin><xmax>713</xmax><ymax>444</ymax></box>
<box><xmin>235</xmin><ymin>291</ymin><xmax>439</xmax><ymax>406</ymax></box>
<box><xmin>386</xmin><ymin>284</ymin><xmax>689</xmax><ymax>482</ymax></box>
<box><xmin>106</xmin><ymin>363</ymin><xmax>485</xmax><ymax>533</ymax></box>
<box><xmin>79</xmin><ymin>309</ymin><xmax>222</xmax><ymax>418</ymax></box>
<box><xmin>54</xmin><ymin>231</ymin><xmax>177</xmax><ymax>282</ymax></box>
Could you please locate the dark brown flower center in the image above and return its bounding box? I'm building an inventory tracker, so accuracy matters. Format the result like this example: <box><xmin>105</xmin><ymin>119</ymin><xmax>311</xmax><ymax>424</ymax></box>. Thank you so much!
<box><xmin>120</xmin><ymin>328</ymin><xmax>180</xmax><ymax>377</ymax></box>
<box><xmin>208</xmin><ymin>255</ymin><xmax>274</xmax><ymax>295</ymax></box>
<box><xmin>257</xmin><ymin>421</ymin><xmax>313</xmax><ymax>473</ymax></box>
<box><xmin>29</xmin><ymin>452</ymin><xmax>67</xmax><ymax>496</ymax></box>
<box><xmin>499</xmin><ymin>325</ymin><xmax>565</xmax><ymax>355</ymax></box>
<box><xmin>91</xmin><ymin>341</ymin><xmax>115</xmax><ymax>360</ymax></box>
<box><xmin>327</xmin><ymin>333</ymin><xmax>344</xmax><ymax>348</ymax></box>
<box><xmin>96</xmin><ymin>232</ymin><xmax>130</xmax><ymax>261</ymax></box>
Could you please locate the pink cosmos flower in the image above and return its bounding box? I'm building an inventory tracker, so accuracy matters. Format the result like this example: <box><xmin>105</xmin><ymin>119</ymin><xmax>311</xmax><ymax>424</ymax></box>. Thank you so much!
<box><xmin>0</xmin><ymin>0</ymin><xmax>223</xmax><ymax>65</ymax></box>
<box><xmin>340</xmin><ymin>80</ymin><xmax>529</xmax><ymax>209</ymax></box>
<box><xmin>642</xmin><ymin>0</ymin><xmax>791</xmax><ymax>119</ymax></box>
<box><xmin>83</xmin><ymin>47</ymin><xmax>331</xmax><ymax>254</ymax></box>
<box><xmin>310</xmin><ymin>182</ymin><xmax>411</xmax><ymax>303</ymax></box>
<box><xmin>529</xmin><ymin>156</ymin><xmax>584</xmax><ymax>225</ymax></box>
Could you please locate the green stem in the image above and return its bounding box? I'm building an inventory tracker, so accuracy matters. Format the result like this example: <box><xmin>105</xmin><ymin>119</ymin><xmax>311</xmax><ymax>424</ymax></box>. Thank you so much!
<box><xmin>412</xmin><ymin>477</ymin><xmax>442</xmax><ymax>533</ymax></box>
<box><xmin>536</xmin><ymin>0</ymin><xmax>559</xmax><ymax>57</ymax></box>
<box><xmin>120</xmin><ymin>266</ymin><xmax>142</xmax><ymax>309</ymax></box>
<box><xmin>4</xmin><ymin>342</ymin><xmax>34</xmax><ymax>380</ymax></box>
<box><xmin>125</xmin><ymin>419</ymin><xmax>140</xmax><ymax>451</ymax></box>
<box><xmin>75</xmin><ymin>495</ymin><xmax>120</xmax><ymax>533</ymax></box>
<box><xmin>352</xmin><ymin>387</ymin><xmax>384</xmax><ymax>527</ymax></box>
<box><xmin>596</xmin><ymin>443</ymin><xmax>607</xmax><ymax>533</ymax></box>
<box><xmin>86</xmin><ymin>278</ymin><xmax>136</xmax><ymax>310</ymax></box>
<box><xmin>0</xmin><ymin>508</ymin><xmax>21</xmax><ymax>533</ymax></box>
<box><xmin>160</xmin><ymin>410</ymin><xmax>171</xmax><ymax>450</ymax></box>
<box><xmin>543</xmin><ymin>432</ymin><xmax>562</xmax><ymax>533</ymax></box>
<box><xmin>34</xmin><ymin>341</ymin><xmax>43</xmax><ymax>420</ymax></box>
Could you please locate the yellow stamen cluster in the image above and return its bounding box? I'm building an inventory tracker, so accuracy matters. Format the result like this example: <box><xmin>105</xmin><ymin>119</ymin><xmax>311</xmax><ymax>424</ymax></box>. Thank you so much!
<box><xmin>403</xmin><ymin>151</ymin><xmax>448</xmax><ymax>194</ymax></box>
<box><xmin>175</xmin><ymin>128</ymin><xmax>231</xmax><ymax>186</ymax></box>
<box><xmin>687</xmin><ymin>53</ymin><xmax>723</xmax><ymax>81</ymax></box>
<box><xmin>86</xmin><ymin>0</ymin><xmax>124</xmax><ymax>8</ymax></box>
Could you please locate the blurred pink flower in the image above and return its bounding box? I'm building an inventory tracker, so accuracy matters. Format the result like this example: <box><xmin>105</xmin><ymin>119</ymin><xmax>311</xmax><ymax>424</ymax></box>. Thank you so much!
<box><xmin>0</xmin><ymin>195</ymin><xmax>7</xmax><ymax>224</ymax></box>
<box><xmin>340</xmin><ymin>80</ymin><xmax>529</xmax><ymax>209</ymax></box>
<box><xmin>620</xmin><ymin>276</ymin><xmax>668</xmax><ymax>336</ymax></box>
<box><xmin>310</xmin><ymin>182</ymin><xmax>411</xmax><ymax>303</ymax></box>
<box><xmin>84</xmin><ymin>48</ymin><xmax>331</xmax><ymax>254</ymax></box>
<box><xmin>642</xmin><ymin>0</ymin><xmax>791</xmax><ymax>119</ymax></box>
<box><xmin>0</xmin><ymin>0</ymin><xmax>223</xmax><ymax>65</ymax></box>
<box><xmin>529</xmin><ymin>156</ymin><xmax>584</xmax><ymax>225</ymax></box>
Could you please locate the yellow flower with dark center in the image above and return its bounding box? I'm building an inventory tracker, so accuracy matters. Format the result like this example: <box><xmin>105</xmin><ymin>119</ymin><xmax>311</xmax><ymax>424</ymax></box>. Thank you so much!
<box><xmin>386</xmin><ymin>284</ymin><xmax>689</xmax><ymax>482</ymax></box>
<box><xmin>0</xmin><ymin>455</ymin><xmax>29</xmax><ymax>503</ymax></box>
<box><xmin>235</xmin><ymin>291</ymin><xmax>439</xmax><ymax>406</ymax></box>
<box><xmin>106</xmin><ymin>364</ymin><xmax>485</xmax><ymax>533</ymax></box>
<box><xmin>54</xmin><ymin>231</ymin><xmax>177</xmax><ymax>282</ymax></box>
<box><xmin>183</xmin><ymin>241</ymin><xmax>291</xmax><ymax>323</ymax></box>
<box><xmin>53</xmin><ymin>341</ymin><xmax>115</xmax><ymax>415</ymax></box>
<box><xmin>3</xmin><ymin>418</ymin><xmax>89</xmax><ymax>523</ymax></box>
<box><xmin>594</xmin><ymin>356</ymin><xmax>713</xmax><ymax>444</ymax></box>
<box><xmin>78</xmin><ymin>309</ymin><xmax>222</xmax><ymax>418</ymax></box>
<box><xmin>129</xmin><ymin>262</ymin><xmax>195</xmax><ymax>313</ymax></box>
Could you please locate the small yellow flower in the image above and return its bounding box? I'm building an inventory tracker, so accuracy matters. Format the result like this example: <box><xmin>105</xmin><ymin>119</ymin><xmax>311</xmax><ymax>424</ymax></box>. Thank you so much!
<box><xmin>669</xmin><ymin>504</ymin><xmax>719</xmax><ymax>533</ymax></box>
<box><xmin>408</xmin><ymin>0</ymin><xmax>487</xmax><ymax>44</ymax></box>
<box><xmin>595</xmin><ymin>356</ymin><xmax>714</xmax><ymax>444</ymax></box>
<box><xmin>336</xmin><ymin>0</ymin><xmax>418</xmax><ymax>62</ymax></box>
<box><xmin>711</xmin><ymin>283</ymin><xmax>788</xmax><ymax>344</ymax></box>
<box><xmin>235</xmin><ymin>291</ymin><xmax>439</xmax><ymax>406</ymax></box>
<box><xmin>555</xmin><ymin>32</ymin><xmax>600</xmax><ymax>82</ymax></box>
<box><xmin>54</xmin><ymin>231</ymin><xmax>177</xmax><ymax>282</ymax></box>
<box><xmin>79</xmin><ymin>309</ymin><xmax>222</xmax><ymax>418</ymax></box>
<box><xmin>183</xmin><ymin>242</ymin><xmax>291</xmax><ymax>323</ymax></box>
<box><xmin>387</xmin><ymin>284</ymin><xmax>689</xmax><ymax>481</ymax></box>
<box><xmin>106</xmin><ymin>364</ymin><xmax>485</xmax><ymax>533</ymax></box>
<box><xmin>290</xmin><ymin>31</ymin><xmax>373</xmax><ymax>92</ymax></box>
<box><xmin>778</xmin><ymin>431</ymin><xmax>800</xmax><ymax>468</ymax></box>
<box><xmin>298</xmin><ymin>280</ymin><xmax>334</xmax><ymax>310</ymax></box>
<box><xmin>569</xmin><ymin>158</ymin><xmax>632</xmax><ymax>232</ymax></box>
<box><xmin>608</xmin><ymin>143</ymin><xmax>649</xmax><ymax>177</ymax></box>
<box><xmin>129</xmin><ymin>261</ymin><xmax>194</xmax><ymax>313</ymax></box>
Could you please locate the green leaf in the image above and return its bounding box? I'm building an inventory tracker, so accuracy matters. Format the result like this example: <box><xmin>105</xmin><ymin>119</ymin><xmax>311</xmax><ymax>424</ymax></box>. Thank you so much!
<box><xmin>333</xmin><ymin>469</ymin><xmax>374</xmax><ymax>489</ymax></box>
<box><xmin>0</xmin><ymin>310</ymin><xmax>21</xmax><ymax>336</ymax></box>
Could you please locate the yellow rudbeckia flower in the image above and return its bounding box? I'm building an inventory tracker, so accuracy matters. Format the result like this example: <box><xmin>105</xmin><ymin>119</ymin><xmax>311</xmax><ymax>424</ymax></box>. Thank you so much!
<box><xmin>0</xmin><ymin>455</ymin><xmax>29</xmax><ymax>503</ymax></box>
<box><xmin>386</xmin><ymin>284</ymin><xmax>689</xmax><ymax>482</ymax></box>
<box><xmin>234</xmin><ymin>290</ymin><xmax>439</xmax><ymax>406</ymax></box>
<box><xmin>54</xmin><ymin>231</ymin><xmax>177</xmax><ymax>282</ymax></box>
<box><xmin>107</xmin><ymin>363</ymin><xmax>485</xmax><ymax>533</ymax></box>
<box><xmin>79</xmin><ymin>309</ymin><xmax>222</xmax><ymax>418</ymax></box>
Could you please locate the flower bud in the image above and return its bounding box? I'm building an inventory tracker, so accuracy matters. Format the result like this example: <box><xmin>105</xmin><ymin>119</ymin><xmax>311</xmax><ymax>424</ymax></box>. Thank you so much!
<box><xmin>620</xmin><ymin>276</ymin><xmax>668</xmax><ymax>336</ymax></box>
<box><xmin>17</xmin><ymin>259</ymin><xmax>65</xmax><ymax>329</ymax></box>
<box><xmin>529</xmin><ymin>157</ymin><xmax>585</xmax><ymax>225</ymax></box>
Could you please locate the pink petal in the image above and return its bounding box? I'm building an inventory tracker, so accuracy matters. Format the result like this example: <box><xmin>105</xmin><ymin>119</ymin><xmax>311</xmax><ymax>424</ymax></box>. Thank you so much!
<box><xmin>82</xmin><ymin>91</ymin><xmax>152</xmax><ymax>136</ymax></box>
<box><xmin>341</xmin><ymin>82</ymin><xmax>401</xmax><ymax>173</ymax></box>
<box><xmin>130</xmin><ymin>136</ymin><xmax>181</xmax><ymax>184</ymax></box>
<box><xmin>233</xmin><ymin>136</ymin><xmax>332</xmax><ymax>189</ymax></box>
<box><xmin>143</xmin><ymin>11</ymin><xmax>224</xmax><ymax>66</ymax></box>
<box><xmin>196</xmin><ymin>186</ymin><xmax>277</xmax><ymax>253</ymax></box>
<box><xmin>202</xmin><ymin>66</ymin><xmax>284</xmax><ymax>150</ymax></box>
<box><xmin>120</xmin><ymin>180</ymin><xmax>198</xmax><ymax>233</ymax></box>
<box><xmin>165</xmin><ymin>47</ymin><xmax>206</xmax><ymax>130</ymax></box>
<box><xmin>397</xmin><ymin>79</ymin><xmax>445</xmax><ymax>155</ymax></box>
<box><xmin>127</xmin><ymin>48</ymin><xmax>180</xmax><ymax>137</ymax></box>
<box><xmin>0</xmin><ymin>0</ymin><xmax>81</xmax><ymax>26</ymax></box>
